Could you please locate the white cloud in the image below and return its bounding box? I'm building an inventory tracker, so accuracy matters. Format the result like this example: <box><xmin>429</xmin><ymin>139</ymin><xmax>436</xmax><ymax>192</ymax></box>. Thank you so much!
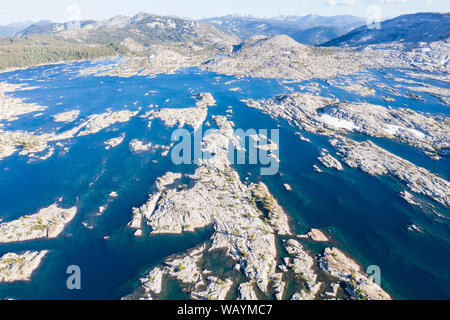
<box><xmin>66</xmin><ymin>4</ymin><xmax>81</xmax><ymax>21</ymax></box>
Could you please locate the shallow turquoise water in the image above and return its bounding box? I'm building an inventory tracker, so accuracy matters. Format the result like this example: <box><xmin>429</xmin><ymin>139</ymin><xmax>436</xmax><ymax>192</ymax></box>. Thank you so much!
<box><xmin>0</xmin><ymin>60</ymin><xmax>449</xmax><ymax>299</ymax></box>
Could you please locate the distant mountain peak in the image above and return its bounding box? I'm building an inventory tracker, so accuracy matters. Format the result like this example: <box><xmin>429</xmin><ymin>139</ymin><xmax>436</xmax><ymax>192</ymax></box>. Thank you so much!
<box><xmin>322</xmin><ymin>12</ymin><xmax>450</xmax><ymax>47</ymax></box>
<box><xmin>200</xmin><ymin>14</ymin><xmax>365</xmax><ymax>45</ymax></box>
<box><xmin>0</xmin><ymin>21</ymin><xmax>34</xmax><ymax>37</ymax></box>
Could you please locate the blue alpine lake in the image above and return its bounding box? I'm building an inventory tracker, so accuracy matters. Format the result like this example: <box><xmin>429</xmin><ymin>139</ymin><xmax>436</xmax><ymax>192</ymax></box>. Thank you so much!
<box><xmin>0</xmin><ymin>60</ymin><xmax>449</xmax><ymax>299</ymax></box>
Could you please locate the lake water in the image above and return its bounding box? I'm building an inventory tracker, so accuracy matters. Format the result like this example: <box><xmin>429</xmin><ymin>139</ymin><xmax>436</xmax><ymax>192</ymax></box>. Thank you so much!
<box><xmin>0</xmin><ymin>60</ymin><xmax>449</xmax><ymax>299</ymax></box>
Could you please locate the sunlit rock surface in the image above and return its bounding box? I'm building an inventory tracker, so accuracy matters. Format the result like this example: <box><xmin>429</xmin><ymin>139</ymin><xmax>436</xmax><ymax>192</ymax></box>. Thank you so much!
<box><xmin>319</xmin><ymin>247</ymin><xmax>391</xmax><ymax>300</ymax></box>
<box><xmin>0</xmin><ymin>251</ymin><xmax>48</xmax><ymax>283</ymax></box>
<box><xmin>0</xmin><ymin>204</ymin><xmax>77</xmax><ymax>243</ymax></box>
<box><xmin>330</xmin><ymin>136</ymin><xmax>450</xmax><ymax>208</ymax></box>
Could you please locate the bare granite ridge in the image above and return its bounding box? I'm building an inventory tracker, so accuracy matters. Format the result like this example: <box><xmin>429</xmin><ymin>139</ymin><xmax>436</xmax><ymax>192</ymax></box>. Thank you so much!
<box><xmin>244</xmin><ymin>92</ymin><xmax>449</xmax><ymax>159</ymax></box>
<box><xmin>330</xmin><ymin>136</ymin><xmax>450</xmax><ymax>208</ymax></box>
<box><xmin>203</xmin><ymin>35</ymin><xmax>449</xmax><ymax>80</ymax></box>
<box><xmin>245</xmin><ymin>92</ymin><xmax>449</xmax><ymax>208</ymax></box>
<box><xmin>321</xmin><ymin>102</ymin><xmax>449</xmax><ymax>160</ymax></box>
<box><xmin>127</xmin><ymin>115</ymin><xmax>292</xmax><ymax>299</ymax></box>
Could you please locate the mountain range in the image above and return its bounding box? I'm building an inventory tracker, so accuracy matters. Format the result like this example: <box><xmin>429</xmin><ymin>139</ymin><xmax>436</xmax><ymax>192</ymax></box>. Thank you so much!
<box><xmin>0</xmin><ymin>12</ymin><xmax>448</xmax><ymax>71</ymax></box>
<box><xmin>323</xmin><ymin>12</ymin><xmax>450</xmax><ymax>47</ymax></box>
<box><xmin>0</xmin><ymin>21</ymin><xmax>33</xmax><ymax>37</ymax></box>
<box><xmin>13</xmin><ymin>13</ymin><xmax>238</xmax><ymax>49</ymax></box>
<box><xmin>0</xmin><ymin>12</ymin><xmax>240</xmax><ymax>70</ymax></box>
<box><xmin>200</xmin><ymin>14</ymin><xmax>365</xmax><ymax>45</ymax></box>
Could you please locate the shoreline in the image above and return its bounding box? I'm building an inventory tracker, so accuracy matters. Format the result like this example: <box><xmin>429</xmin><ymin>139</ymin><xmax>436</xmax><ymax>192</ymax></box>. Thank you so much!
<box><xmin>0</xmin><ymin>55</ymin><xmax>121</xmax><ymax>75</ymax></box>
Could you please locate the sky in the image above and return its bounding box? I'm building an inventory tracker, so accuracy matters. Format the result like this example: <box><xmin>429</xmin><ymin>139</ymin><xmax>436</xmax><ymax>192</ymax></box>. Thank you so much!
<box><xmin>0</xmin><ymin>0</ymin><xmax>448</xmax><ymax>25</ymax></box>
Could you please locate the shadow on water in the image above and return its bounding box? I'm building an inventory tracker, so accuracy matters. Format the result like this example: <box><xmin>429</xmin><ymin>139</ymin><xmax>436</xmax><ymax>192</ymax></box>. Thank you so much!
<box><xmin>0</xmin><ymin>227</ymin><xmax>214</xmax><ymax>300</ymax></box>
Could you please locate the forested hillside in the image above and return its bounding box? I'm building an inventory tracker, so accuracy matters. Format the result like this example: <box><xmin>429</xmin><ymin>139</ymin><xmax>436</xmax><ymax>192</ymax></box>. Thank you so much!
<box><xmin>0</xmin><ymin>13</ymin><xmax>239</xmax><ymax>71</ymax></box>
<box><xmin>0</xmin><ymin>36</ymin><xmax>121</xmax><ymax>70</ymax></box>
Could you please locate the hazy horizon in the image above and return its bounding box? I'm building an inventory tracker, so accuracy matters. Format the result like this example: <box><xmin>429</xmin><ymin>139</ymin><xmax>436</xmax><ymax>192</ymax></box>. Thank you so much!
<box><xmin>0</xmin><ymin>0</ymin><xmax>448</xmax><ymax>25</ymax></box>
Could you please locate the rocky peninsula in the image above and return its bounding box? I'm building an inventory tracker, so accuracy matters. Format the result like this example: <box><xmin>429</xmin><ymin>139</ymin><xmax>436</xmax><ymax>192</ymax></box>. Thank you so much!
<box><xmin>0</xmin><ymin>204</ymin><xmax>77</xmax><ymax>243</ymax></box>
<box><xmin>245</xmin><ymin>92</ymin><xmax>449</xmax><ymax>159</ymax></box>
<box><xmin>0</xmin><ymin>83</ymin><xmax>45</xmax><ymax>121</ymax></box>
<box><xmin>125</xmin><ymin>98</ymin><xmax>391</xmax><ymax>300</ymax></box>
<box><xmin>145</xmin><ymin>92</ymin><xmax>216</xmax><ymax>131</ymax></box>
<box><xmin>0</xmin><ymin>251</ymin><xmax>48</xmax><ymax>283</ymax></box>
<box><xmin>330</xmin><ymin>136</ymin><xmax>450</xmax><ymax>208</ymax></box>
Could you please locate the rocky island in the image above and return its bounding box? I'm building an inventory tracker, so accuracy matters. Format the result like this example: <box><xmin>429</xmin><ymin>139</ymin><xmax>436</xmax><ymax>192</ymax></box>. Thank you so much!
<box><xmin>0</xmin><ymin>204</ymin><xmax>77</xmax><ymax>243</ymax></box>
<box><xmin>245</xmin><ymin>92</ymin><xmax>449</xmax><ymax>159</ymax></box>
<box><xmin>125</xmin><ymin>94</ymin><xmax>391</xmax><ymax>300</ymax></box>
<box><xmin>329</xmin><ymin>136</ymin><xmax>450</xmax><ymax>208</ymax></box>
<box><xmin>0</xmin><ymin>251</ymin><xmax>48</xmax><ymax>283</ymax></box>
<box><xmin>145</xmin><ymin>92</ymin><xmax>216</xmax><ymax>131</ymax></box>
<box><xmin>0</xmin><ymin>8</ymin><xmax>448</xmax><ymax>302</ymax></box>
<box><xmin>0</xmin><ymin>107</ymin><xmax>139</xmax><ymax>162</ymax></box>
<box><xmin>0</xmin><ymin>83</ymin><xmax>45</xmax><ymax>121</ymax></box>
